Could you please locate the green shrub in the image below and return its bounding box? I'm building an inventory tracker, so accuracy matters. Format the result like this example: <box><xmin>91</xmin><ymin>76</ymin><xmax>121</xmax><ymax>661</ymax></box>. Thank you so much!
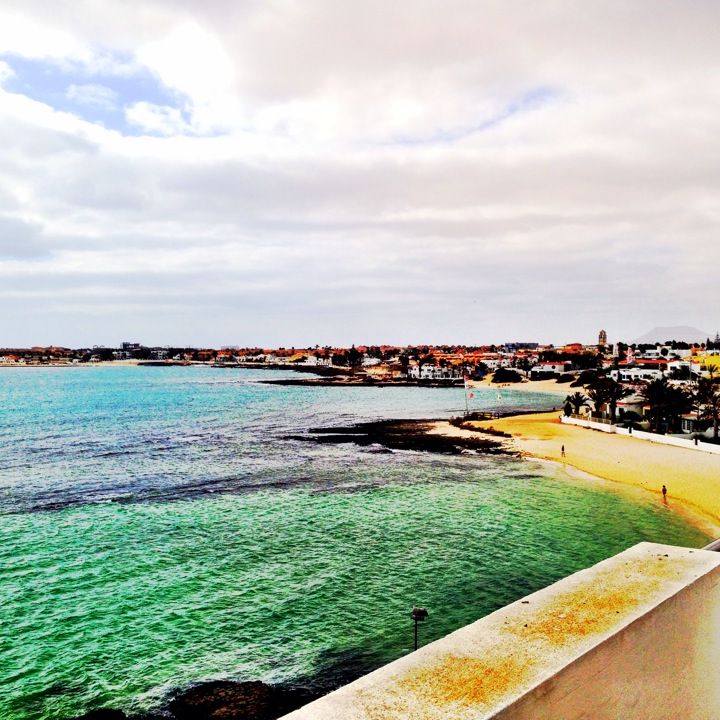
<box><xmin>492</xmin><ymin>368</ymin><xmax>522</xmax><ymax>383</ymax></box>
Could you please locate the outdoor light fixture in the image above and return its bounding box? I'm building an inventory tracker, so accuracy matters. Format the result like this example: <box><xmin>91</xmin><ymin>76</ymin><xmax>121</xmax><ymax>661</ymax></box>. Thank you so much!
<box><xmin>410</xmin><ymin>607</ymin><xmax>429</xmax><ymax>650</ymax></box>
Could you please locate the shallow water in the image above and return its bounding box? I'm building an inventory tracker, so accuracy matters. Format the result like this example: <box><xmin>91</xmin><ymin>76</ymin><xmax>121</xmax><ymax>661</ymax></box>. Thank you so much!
<box><xmin>0</xmin><ymin>367</ymin><xmax>708</xmax><ymax>719</ymax></box>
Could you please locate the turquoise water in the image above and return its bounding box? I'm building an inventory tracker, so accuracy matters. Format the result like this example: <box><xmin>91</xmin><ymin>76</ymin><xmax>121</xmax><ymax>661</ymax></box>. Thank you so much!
<box><xmin>0</xmin><ymin>367</ymin><xmax>709</xmax><ymax>719</ymax></box>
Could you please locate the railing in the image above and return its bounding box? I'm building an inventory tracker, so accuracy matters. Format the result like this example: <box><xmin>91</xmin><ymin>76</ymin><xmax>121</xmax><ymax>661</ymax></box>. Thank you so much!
<box><xmin>568</xmin><ymin>413</ymin><xmax>612</xmax><ymax>425</ymax></box>
<box><xmin>563</xmin><ymin>415</ymin><xmax>616</xmax><ymax>433</ymax></box>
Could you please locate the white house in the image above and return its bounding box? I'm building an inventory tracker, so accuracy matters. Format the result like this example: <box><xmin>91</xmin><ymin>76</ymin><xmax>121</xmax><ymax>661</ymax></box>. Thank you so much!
<box><xmin>480</xmin><ymin>356</ymin><xmax>514</xmax><ymax>370</ymax></box>
<box><xmin>615</xmin><ymin>394</ymin><xmax>646</xmax><ymax>420</ymax></box>
<box><xmin>530</xmin><ymin>361</ymin><xmax>572</xmax><ymax>379</ymax></box>
<box><xmin>666</xmin><ymin>360</ymin><xmax>702</xmax><ymax>377</ymax></box>
<box><xmin>407</xmin><ymin>365</ymin><xmax>461</xmax><ymax>380</ymax></box>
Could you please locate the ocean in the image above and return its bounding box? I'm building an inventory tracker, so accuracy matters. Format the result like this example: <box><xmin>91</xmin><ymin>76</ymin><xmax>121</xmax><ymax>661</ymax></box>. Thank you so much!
<box><xmin>0</xmin><ymin>366</ymin><xmax>708</xmax><ymax>719</ymax></box>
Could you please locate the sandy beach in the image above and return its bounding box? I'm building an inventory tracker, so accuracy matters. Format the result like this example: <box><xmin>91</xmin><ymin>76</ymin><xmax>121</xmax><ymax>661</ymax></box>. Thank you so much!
<box><xmin>434</xmin><ymin>411</ymin><xmax>720</xmax><ymax>538</ymax></box>
<box><xmin>476</xmin><ymin>377</ymin><xmax>575</xmax><ymax>397</ymax></box>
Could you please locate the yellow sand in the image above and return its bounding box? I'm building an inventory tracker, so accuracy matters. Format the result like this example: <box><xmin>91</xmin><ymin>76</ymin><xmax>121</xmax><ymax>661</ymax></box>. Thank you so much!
<box><xmin>456</xmin><ymin>411</ymin><xmax>720</xmax><ymax>537</ymax></box>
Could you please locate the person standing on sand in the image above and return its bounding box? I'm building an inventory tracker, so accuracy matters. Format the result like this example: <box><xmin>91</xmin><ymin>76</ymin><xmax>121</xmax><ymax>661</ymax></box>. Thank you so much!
<box><xmin>662</xmin><ymin>485</ymin><xmax>667</xmax><ymax>502</ymax></box>
<box><xmin>561</xmin><ymin>444</ymin><xmax>566</xmax><ymax>457</ymax></box>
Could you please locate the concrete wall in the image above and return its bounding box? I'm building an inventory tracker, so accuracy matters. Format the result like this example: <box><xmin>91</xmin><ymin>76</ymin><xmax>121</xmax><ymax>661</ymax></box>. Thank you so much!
<box><xmin>494</xmin><ymin>548</ymin><xmax>720</xmax><ymax>720</ymax></box>
<box><xmin>561</xmin><ymin>415</ymin><xmax>720</xmax><ymax>454</ymax></box>
<box><xmin>280</xmin><ymin>544</ymin><xmax>720</xmax><ymax>720</ymax></box>
<box><xmin>562</xmin><ymin>415</ymin><xmax>616</xmax><ymax>433</ymax></box>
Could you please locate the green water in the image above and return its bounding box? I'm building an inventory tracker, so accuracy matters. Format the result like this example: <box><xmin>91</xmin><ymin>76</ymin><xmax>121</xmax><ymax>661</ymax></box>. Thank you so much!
<box><xmin>0</xmin><ymin>462</ymin><xmax>707</xmax><ymax>719</ymax></box>
<box><xmin>0</xmin><ymin>367</ymin><xmax>709</xmax><ymax>718</ymax></box>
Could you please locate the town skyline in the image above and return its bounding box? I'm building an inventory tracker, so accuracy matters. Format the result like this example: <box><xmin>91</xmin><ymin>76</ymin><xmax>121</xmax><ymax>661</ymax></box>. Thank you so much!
<box><xmin>3</xmin><ymin>328</ymin><xmax>718</xmax><ymax>363</ymax></box>
<box><xmin>1</xmin><ymin>324</ymin><xmax>717</xmax><ymax>354</ymax></box>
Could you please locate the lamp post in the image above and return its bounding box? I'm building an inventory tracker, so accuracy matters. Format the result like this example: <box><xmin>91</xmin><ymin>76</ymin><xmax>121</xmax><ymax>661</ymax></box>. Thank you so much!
<box><xmin>410</xmin><ymin>607</ymin><xmax>429</xmax><ymax>651</ymax></box>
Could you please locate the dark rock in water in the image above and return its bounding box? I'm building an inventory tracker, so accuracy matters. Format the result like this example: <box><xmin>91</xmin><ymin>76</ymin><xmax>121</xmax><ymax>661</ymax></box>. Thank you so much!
<box><xmin>287</xmin><ymin>418</ymin><xmax>515</xmax><ymax>456</ymax></box>
<box><xmin>69</xmin><ymin>681</ymin><xmax>316</xmax><ymax>720</ymax></box>
<box><xmin>169</xmin><ymin>680</ymin><xmax>316</xmax><ymax>720</ymax></box>
<box><xmin>169</xmin><ymin>681</ymin><xmax>271</xmax><ymax>719</ymax></box>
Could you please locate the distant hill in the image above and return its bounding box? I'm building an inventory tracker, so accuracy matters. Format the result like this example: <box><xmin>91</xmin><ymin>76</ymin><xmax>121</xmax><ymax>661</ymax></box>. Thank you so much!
<box><xmin>634</xmin><ymin>326</ymin><xmax>710</xmax><ymax>345</ymax></box>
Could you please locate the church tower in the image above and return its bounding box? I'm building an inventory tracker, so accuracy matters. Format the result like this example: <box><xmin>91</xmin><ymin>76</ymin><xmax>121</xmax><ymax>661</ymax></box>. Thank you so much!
<box><xmin>598</xmin><ymin>329</ymin><xmax>607</xmax><ymax>348</ymax></box>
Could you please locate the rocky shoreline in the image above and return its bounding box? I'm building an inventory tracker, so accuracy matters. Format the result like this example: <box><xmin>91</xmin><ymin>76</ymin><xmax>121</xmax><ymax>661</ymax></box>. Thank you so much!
<box><xmin>284</xmin><ymin>418</ymin><xmax>516</xmax><ymax>455</ymax></box>
<box><xmin>259</xmin><ymin>377</ymin><xmax>462</xmax><ymax>387</ymax></box>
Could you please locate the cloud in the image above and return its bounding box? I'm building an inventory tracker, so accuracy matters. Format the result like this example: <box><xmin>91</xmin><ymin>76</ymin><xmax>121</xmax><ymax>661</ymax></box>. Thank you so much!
<box><xmin>0</xmin><ymin>7</ymin><xmax>90</xmax><ymax>63</ymax></box>
<box><xmin>66</xmin><ymin>83</ymin><xmax>118</xmax><ymax>109</ymax></box>
<box><xmin>135</xmin><ymin>21</ymin><xmax>237</xmax><ymax>133</ymax></box>
<box><xmin>0</xmin><ymin>60</ymin><xmax>15</xmax><ymax>85</ymax></box>
<box><xmin>124</xmin><ymin>101</ymin><xmax>190</xmax><ymax>135</ymax></box>
<box><xmin>0</xmin><ymin>215</ymin><xmax>47</xmax><ymax>259</ymax></box>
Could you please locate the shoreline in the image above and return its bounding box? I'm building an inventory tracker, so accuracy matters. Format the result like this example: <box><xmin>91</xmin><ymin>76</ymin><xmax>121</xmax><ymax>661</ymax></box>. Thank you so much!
<box><xmin>261</xmin><ymin>377</ymin><xmax>462</xmax><ymax>387</ymax></box>
<box><xmin>285</xmin><ymin>418</ymin><xmax>516</xmax><ymax>455</ymax></box>
<box><xmin>0</xmin><ymin>362</ymin><xmax>579</xmax><ymax>397</ymax></box>
<box><xmin>433</xmin><ymin>411</ymin><xmax>720</xmax><ymax>539</ymax></box>
<box><xmin>284</xmin><ymin>411</ymin><xmax>720</xmax><ymax>538</ymax></box>
<box><xmin>537</xmin><ymin>457</ymin><xmax>720</xmax><ymax>540</ymax></box>
<box><xmin>470</xmin><ymin>376</ymin><xmax>574</xmax><ymax>397</ymax></box>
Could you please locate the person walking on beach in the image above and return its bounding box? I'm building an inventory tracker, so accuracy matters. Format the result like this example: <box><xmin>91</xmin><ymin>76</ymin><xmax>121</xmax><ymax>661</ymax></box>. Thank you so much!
<box><xmin>662</xmin><ymin>485</ymin><xmax>667</xmax><ymax>502</ymax></box>
<box><xmin>561</xmin><ymin>444</ymin><xmax>566</xmax><ymax>457</ymax></box>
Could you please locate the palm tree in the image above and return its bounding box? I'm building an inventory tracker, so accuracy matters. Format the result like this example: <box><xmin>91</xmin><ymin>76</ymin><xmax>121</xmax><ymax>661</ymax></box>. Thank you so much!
<box><xmin>641</xmin><ymin>378</ymin><xmax>669</xmax><ymax>432</ymax></box>
<box><xmin>606</xmin><ymin>379</ymin><xmax>634</xmax><ymax>423</ymax></box>
<box><xmin>641</xmin><ymin>378</ymin><xmax>692</xmax><ymax>433</ymax></box>
<box><xmin>565</xmin><ymin>391</ymin><xmax>589</xmax><ymax>415</ymax></box>
<box><xmin>665</xmin><ymin>385</ymin><xmax>693</xmax><ymax>432</ymax></box>
<box><xmin>695</xmin><ymin>377</ymin><xmax>720</xmax><ymax>439</ymax></box>
<box><xmin>586</xmin><ymin>383</ymin><xmax>611</xmax><ymax>419</ymax></box>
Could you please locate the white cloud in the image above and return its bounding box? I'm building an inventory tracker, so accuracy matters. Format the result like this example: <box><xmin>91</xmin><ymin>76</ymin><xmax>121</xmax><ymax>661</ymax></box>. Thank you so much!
<box><xmin>66</xmin><ymin>83</ymin><xmax>118</xmax><ymax>109</ymax></box>
<box><xmin>135</xmin><ymin>21</ymin><xmax>238</xmax><ymax>133</ymax></box>
<box><xmin>0</xmin><ymin>60</ymin><xmax>15</xmax><ymax>85</ymax></box>
<box><xmin>124</xmin><ymin>101</ymin><xmax>190</xmax><ymax>136</ymax></box>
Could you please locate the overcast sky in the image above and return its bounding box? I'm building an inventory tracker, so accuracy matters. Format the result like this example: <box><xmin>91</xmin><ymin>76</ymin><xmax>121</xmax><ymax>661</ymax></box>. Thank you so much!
<box><xmin>0</xmin><ymin>1</ymin><xmax>718</xmax><ymax>347</ymax></box>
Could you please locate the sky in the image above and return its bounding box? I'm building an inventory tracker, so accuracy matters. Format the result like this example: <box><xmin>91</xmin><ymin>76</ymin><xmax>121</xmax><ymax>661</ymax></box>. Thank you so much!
<box><xmin>0</xmin><ymin>0</ymin><xmax>718</xmax><ymax>348</ymax></box>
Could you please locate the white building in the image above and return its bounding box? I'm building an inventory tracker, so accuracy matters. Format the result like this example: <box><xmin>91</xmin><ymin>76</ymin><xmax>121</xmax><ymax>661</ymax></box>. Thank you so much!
<box><xmin>610</xmin><ymin>368</ymin><xmax>663</xmax><ymax>383</ymax></box>
<box><xmin>480</xmin><ymin>356</ymin><xmax>514</xmax><ymax>370</ymax></box>
<box><xmin>530</xmin><ymin>361</ymin><xmax>572</xmax><ymax>379</ymax></box>
<box><xmin>407</xmin><ymin>365</ymin><xmax>461</xmax><ymax>380</ymax></box>
<box><xmin>667</xmin><ymin>360</ymin><xmax>700</xmax><ymax>377</ymax></box>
